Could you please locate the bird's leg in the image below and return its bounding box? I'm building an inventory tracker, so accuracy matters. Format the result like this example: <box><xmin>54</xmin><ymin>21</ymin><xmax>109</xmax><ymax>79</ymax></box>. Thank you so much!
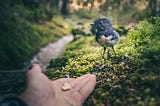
<box><xmin>107</xmin><ymin>48</ymin><xmax>111</xmax><ymax>58</ymax></box>
<box><xmin>107</xmin><ymin>48</ymin><xmax>110</xmax><ymax>55</ymax></box>
<box><xmin>112</xmin><ymin>46</ymin><xmax>116</xmax><ymax>56</ymax></box>
<box><xmin>102</xmin><ymin>47</ymin><xmax>106</xmax><ymax>59</ymax></box>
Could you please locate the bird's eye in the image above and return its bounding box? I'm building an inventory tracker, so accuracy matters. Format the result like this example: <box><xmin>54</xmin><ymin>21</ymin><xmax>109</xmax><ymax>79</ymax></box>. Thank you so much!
<box><xmin>100</xmin><ymin>22</ymin><xmax>103</xmax><ymax>25</ymax></box>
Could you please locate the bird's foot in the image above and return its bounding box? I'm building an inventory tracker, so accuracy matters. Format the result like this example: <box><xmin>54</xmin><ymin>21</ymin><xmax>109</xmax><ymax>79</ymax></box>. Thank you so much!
<box><xmin>101</xmin><ymin>58</ymin><xmax>105</xmax><ymax>64</ymax></box>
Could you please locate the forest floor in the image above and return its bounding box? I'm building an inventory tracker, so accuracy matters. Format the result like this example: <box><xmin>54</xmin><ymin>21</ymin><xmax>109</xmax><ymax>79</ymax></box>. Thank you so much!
<box><xmin>46</xmin><ymin>17</ymin><xmax>160</xmax><ymax>106</ymax></box>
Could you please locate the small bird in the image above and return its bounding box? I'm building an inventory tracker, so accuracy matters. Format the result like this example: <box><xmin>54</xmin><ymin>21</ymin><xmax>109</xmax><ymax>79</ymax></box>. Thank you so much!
<box><xmin>91</xmin><ymin>18</ymin><xmax>119</xmax><ymax>59</ymax></box>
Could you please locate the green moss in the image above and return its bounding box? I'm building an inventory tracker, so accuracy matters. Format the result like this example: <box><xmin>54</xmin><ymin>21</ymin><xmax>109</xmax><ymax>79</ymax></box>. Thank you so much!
<box><xmin>66</xmin><ymin>36</ymin><xmax>97</xmax><ymax>50</ymax></box>
<box><xmin>48</xmin><ymin>47</ymin><xmax>102</xmax><ymax>79</ymax></box>
<box><xmin>128</xmin><ymin>17</ymin><xmax>160</xmax><ymax>68</ymax></box>
<box><xmin>47</xmin><ymin>17</ymin><xmax>160</xmax><ymax>106</ymax></box>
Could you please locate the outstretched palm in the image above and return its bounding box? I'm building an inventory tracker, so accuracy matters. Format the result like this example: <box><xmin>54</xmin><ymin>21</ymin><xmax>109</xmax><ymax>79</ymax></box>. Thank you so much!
<box><xmin>19</xmin><ymin>64</ymin><xmax>96</xmax><ymax>106</ymax></box>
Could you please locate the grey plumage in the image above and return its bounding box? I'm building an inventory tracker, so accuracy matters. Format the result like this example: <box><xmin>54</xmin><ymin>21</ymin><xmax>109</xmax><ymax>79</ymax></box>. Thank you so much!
<box><xmin>91</xmin><ymin>18</ymin><xmax>119</xmax><ymax>59</ymax></box>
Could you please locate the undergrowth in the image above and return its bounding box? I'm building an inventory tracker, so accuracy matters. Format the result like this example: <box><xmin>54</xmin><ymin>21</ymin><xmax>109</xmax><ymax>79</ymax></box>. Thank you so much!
<box><xmin>0</xmin><ymin>5</ymin><xmax>72</xmax><ymax>70</ymax></box>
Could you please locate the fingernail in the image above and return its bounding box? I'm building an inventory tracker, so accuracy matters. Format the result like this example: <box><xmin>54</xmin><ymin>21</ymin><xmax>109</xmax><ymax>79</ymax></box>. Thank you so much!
<box><xmin>28</xmin><ymin>64</ymin><xmax>33</xmax><ymax>70</ymax></box>
<box><xmin>91</xmin><ymin>74</ymin><xmax>96</xmax><ymax>80</ymax></box>
<box><xmin>28</xmin><ymin>63</ymin><xmax>37</xmax><ymax>70</ymax></box>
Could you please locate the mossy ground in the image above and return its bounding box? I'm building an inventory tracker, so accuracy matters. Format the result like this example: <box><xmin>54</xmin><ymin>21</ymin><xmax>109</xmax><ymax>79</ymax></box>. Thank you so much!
<box><xmin>0</xmin><ymin>14</ymin><xmax>72</xmax><ymax>70</ymax></box>
<box><xmin>47</xmin><ymin>17</ymin><xmax>160</xmax><ymax>106</ymax></box>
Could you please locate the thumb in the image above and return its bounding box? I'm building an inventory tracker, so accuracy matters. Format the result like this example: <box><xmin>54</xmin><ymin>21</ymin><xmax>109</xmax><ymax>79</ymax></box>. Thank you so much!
<box><xmin>19</xmin><ymin>64</ymin><xmax>51</xmax><ymax>105</ymax></box>
<box><xmin>27</xmin><ymin>64</ymin><xmax>42</xmax><ymax>78</ymax></box>
<box><xmin>25</xmin><ymin>64</ymin><xmax>50</xmax><ymax>89</ymax></box>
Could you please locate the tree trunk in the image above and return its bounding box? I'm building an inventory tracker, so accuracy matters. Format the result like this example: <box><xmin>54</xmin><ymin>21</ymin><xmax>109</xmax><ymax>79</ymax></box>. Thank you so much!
<box><xmin>149</xmin><ymin>0</ymin><xmax>157</xmax><ymax>16</ymax></box>
<box><xmin>130</xmin><ymin>0</ymin><xmax>135</xmax><ymax>4</ymax></box>
<box><xmin>58</xmin><ymin>0</ymin><xmax>63</xmax><ymax>11</ymax></box>
<box><xmin>61</xmin><ymin>0</ymin><xmax>69</xmax><ymax>15</ymax></box>
<box><xmin>90</xmin><ymin>0</ymin><xmax>95</xmax><ymax>13</ymax></box>
<box><xmin>50</xmin><ymin>0</ymin><xmax>59</xmax><ymax>8</ymax></box>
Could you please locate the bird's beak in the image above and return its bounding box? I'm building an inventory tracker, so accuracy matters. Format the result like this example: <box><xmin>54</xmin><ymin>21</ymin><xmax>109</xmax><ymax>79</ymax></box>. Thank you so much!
<box><xmin>90</xmin><ymin>23</ymin><xmax>95</xmax><ymax>28</ymax></box>
<box><xmin>90</xmin><ymin>23</ymin><xmax>94</xmax><ymax>26</ymax></box>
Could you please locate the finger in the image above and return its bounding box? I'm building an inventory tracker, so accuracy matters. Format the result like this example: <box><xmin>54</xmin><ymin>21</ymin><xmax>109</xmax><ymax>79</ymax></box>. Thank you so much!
<box><xmin>20</xmin><ymin>64</ymin><xmax>51</xmax><ymax>100</ymax></box>
<box><xmin>26</xmin><ymin>64</ymin><xmax>49</xmax><ymax>88</ymax></box>
<box><xmin>79</xmin><ymin>75</ymin><xmax>96</xmax><ymax>101</ymax></box>
<box><xmin>74</xmin><ymin>77</ymin><xmax>91</xmax><ymax>91</ymax></box>
<box><xmin>27</xmin><ymin>64</ymin><xmax>42</xmax><ymax>77</ymax></box>
<box><xmin>69</xmin><ymin>74</ymin><xmax>93</xmax><ymax>88</ymax></box>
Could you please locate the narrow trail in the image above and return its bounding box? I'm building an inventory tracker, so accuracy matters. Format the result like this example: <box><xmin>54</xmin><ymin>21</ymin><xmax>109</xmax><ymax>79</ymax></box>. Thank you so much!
<box><xmin>30</xmin><ymin>35</ymin><xmax>73</xmax><ymax>70</ymax></box>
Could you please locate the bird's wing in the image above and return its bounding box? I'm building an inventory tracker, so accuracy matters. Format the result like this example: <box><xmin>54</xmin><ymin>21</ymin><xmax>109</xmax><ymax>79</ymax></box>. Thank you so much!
<box><xmin>111</xmin><ymin>30</ymin><xmax>119</xmax><ymax>42</ymax></box>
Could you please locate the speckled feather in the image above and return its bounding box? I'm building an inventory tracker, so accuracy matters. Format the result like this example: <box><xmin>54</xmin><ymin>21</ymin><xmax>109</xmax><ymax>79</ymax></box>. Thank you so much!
<box><xmin>92</xmin><ymin>18</ymin><xmax>119</xmax><ymax>48</ymax></box>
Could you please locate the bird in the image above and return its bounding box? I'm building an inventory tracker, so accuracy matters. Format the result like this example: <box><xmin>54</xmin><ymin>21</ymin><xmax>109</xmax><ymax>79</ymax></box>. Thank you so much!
<box><xmin>91</xmin><ymin>18</ymin><xmax>119</xmax><ymax>59</ymax></box>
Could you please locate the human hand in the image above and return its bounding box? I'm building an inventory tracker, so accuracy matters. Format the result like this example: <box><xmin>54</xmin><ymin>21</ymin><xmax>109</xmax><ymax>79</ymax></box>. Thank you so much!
<box><xmin>19</xmin><ymin>64</ymin><xmax>96</xmax><ymax>106</ymax></box>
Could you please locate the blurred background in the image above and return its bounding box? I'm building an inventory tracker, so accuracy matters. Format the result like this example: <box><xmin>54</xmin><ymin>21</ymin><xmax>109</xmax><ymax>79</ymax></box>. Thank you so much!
<box><xmin>0</xmin><ymin>0</ymin><xmax>160</xmax><ymax>70</ymax></box>
<box><xmin>0</xmin><ymin>1</ymin><xmax>160</xmax><ymax>105</ymax></box>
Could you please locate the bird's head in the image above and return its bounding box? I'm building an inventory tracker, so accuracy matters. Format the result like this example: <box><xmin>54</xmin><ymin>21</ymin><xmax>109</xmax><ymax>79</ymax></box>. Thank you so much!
<box><xmin>91</xmin><ymin>18</ymin><xmax>114</xmax><ymax>34</ymax></box>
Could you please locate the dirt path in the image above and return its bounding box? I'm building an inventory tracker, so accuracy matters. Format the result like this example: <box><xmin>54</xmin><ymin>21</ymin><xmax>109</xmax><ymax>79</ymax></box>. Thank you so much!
<box><xmin>30</xmin><ymin>35</ymin><xmax>73</xmax><ymax>70</ymax></box>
